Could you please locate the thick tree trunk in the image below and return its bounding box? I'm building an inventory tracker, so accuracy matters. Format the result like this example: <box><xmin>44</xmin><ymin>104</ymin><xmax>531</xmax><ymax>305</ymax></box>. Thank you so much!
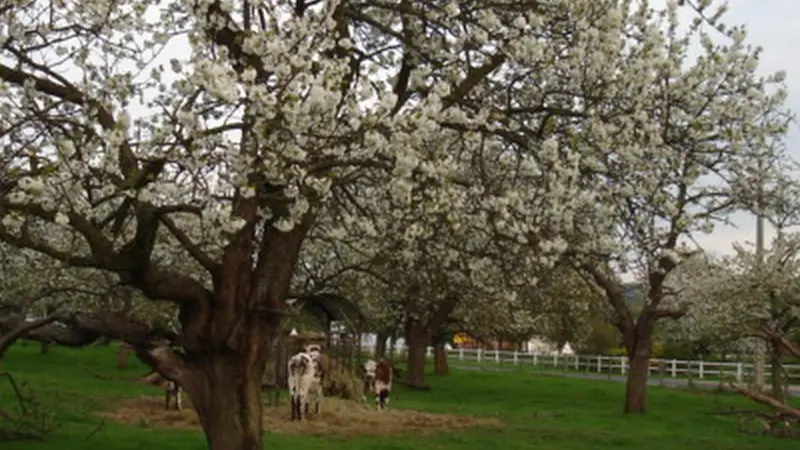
<box><xmin>374</xmin><ymin>330</ymin><xmax>389</xmax><ymax>359</ymax></box>
<box><xmin>624</xmin><ymin>323</ymin><xmax>652</xmax><ymax>414</ymax></box>
<box><xmin>406</xmin><ymin>329</ymin><xmax>429</xmax><ymax>389</ymax></box>
<box><xmin>191</xmin><ymin>357</ymin><xmax>266</xmax><ymax>450</ymax></box>
<box><xmin>433</xmin><ymin>340</ymin><xmax>449</xmax><ymax>375</ymax></box>
<box><xmin>167</xmin><ymin>211</ymin><xmax>311</xmax><ymax>449</ymax></box>
<box><xmin>180</xmin><ymin>315</ymin><xmax>281</xmax><ymax>450</ymax></box>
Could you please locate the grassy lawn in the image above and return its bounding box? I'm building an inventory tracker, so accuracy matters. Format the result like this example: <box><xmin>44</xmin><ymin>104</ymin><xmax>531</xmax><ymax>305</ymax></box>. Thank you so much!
<box><xmin>1</xmin><ymin>341</ymin><xmax>797</xmax><ymax>450</ymax></box>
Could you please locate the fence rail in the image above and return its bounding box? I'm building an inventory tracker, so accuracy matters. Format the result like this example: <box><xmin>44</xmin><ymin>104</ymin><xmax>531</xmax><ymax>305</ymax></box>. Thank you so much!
<box><xmin>434</xmin><ymin>347</ymin><xmax>800</xmax><ymax>385</ymax></box>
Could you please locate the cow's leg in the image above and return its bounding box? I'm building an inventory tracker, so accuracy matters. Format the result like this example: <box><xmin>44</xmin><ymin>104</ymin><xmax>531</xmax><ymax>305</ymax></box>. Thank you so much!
<box><xmin>297</xmin><ymin>395</ymin><xmax>303</xmax><ymax>421</ymax></box>
<box><xmin>175</xmin><ymin>388</ymin><xmax>183</xmax><ymax>411</ymax></box>
<box><xmin>378</xmin><ymin>389</ymin><xmax>389</xmax><ymax>410</ymax></box>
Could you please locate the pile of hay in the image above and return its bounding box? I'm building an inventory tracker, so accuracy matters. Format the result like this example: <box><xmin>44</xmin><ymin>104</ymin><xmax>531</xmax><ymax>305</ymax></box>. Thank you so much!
<box><xmin>96</xmin><ymin>396</ymin><xmax>502</xmax><ymax>437</ymax></box>
<box><xmin>322</xmin><ymin>361</ymin><xmax>363</xmax><ymax>400</ymax></box>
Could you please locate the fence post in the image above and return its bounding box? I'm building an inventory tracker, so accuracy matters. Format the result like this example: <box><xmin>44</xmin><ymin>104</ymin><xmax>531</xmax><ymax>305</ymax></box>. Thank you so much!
<box><xmin>477</xmin><ymin>348</ymin><xmax>482</xmax><ymax>363</ymax></box>
<box><xmin>671</xmin><ymin>359</ymin><xmax>677</xmax><ymax>378</ymax></box>
<box><xmin>533</xmin><ymin>353</ymin><xmax>538</xmax><ymax>366</ymax></box>
<box><xmin>459</xmin><ymin>348</ymin><xmax>464</xmax><ymax>361</ymax></box>
<box><xmin>513</xmin><ymin>350</ymin><xmax>519</xmax><ymax>365</ymax></box>
<box><xmin>597</xmin><ymin>355</ymin><xmax>602</xmax><ymax>372</ymax></box>
<box><xmin>699</xmin><ymin>360</ymin><xmax>704</xmax><ymax>379</ymax></box>
<box><xmin>736</xmin><ymin>362</ymin><xmax>743</xmax><ymax>382</ymax></box>
<box><xmin>553</xmin><ymin>353</ymin><xmax>559</xmax><ymax>367</ymax></box>
<box><xmin>495</xmin><ymin>349</ymin><xmax>500</xmax><ymax>364</ymax></box>
<box><xmin>574</xmin><ymin>355</ymin><xmax>579</xmax><ymax>370</ymax></box>
<box><xmin>621</xmin><ymin>356</ymin><xmax>627</xmax><ymax>375</ymax></box>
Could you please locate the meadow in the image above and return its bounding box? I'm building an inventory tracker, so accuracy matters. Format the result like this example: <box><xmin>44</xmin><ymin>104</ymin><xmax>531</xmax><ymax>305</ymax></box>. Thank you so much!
<box><xmin>1</xmin><ymin>342</ymin><xmax>797</xmax><ymax>450</ymax></box>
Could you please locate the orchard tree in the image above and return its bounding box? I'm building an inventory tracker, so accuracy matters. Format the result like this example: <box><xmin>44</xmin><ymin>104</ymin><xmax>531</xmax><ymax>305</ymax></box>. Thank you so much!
<box><xmin>562</xmin><ymin>1</ymin><xmax>789</xmax><ymax>414</ymax></box>
<box><xmin>0</xmin><ymin>1</ymin><xmax>615</xmax><ymax>447</ymax></box>
<box><xmin>658</xmin><ymin>252</ymin><xmax>739</xmax><ymax>353</ymax></box>
<box><xmin>661</xmin><ymin>237</ymin><xmax>800</xmax><ymax>426</ymax></box>
<box><xmin>664</xmin><ymin>236</ymin><xmax>800</xmax><ymax>402</ymax></box>
<box><xmin>527</xmin><ymin>265</ymin><xmax>606</xmax><ymax>352</ymax></box>
<box><xmin>664</xmin><ymin>160</ymin><xmax>800</xmax><ymax>400</ymax></box>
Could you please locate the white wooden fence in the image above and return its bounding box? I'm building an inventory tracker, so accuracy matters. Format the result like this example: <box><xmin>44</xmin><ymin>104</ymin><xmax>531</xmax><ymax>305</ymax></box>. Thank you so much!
<box><xmin>433</xmin><ymin>347</ymin><xmax>800</xmax><ymax>384</ymax></box>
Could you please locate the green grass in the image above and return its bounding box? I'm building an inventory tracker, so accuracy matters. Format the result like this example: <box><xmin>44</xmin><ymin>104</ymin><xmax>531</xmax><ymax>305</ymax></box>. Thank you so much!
<box><xmin>1</xmin><ymin>341</ymin><xmax>797</xmax><ymax>450</ymax></box>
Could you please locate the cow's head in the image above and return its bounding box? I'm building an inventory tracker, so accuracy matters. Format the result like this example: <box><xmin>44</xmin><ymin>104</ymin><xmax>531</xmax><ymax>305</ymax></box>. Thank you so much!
<box><xmin>362</xmin><ymin>360</ymin><xmax>377</xmax><ymax>391</ymax></box>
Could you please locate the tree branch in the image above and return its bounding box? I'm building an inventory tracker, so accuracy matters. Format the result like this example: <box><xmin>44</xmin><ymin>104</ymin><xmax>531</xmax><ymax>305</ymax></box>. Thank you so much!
<box><xmin>728</xmin><ymin>382</ymin><xmax>800</xmax><ymax>419</ymax></box>
<box><xmin>0</xmin><ymin>315</ymin><xmax>63</xmax><ymax>360</ymax></box>
<box><xmin>0</xmin><ymin>62</ymin><xmax>136</xmax><ymax>175</ymax></box>
<box><xmin>159</xmin><ymin>215</ymin><xmax>218</xmax><ymax>273</ymax></box>
<box><xmin>576</xmin><ymin>261</ymin><xmax>634</xmax><ymax>333</ymax></box>
<box><xmin>653</xmin><ymin>306</ymin><xmax>688</xmax><ymax>320</ymax></box>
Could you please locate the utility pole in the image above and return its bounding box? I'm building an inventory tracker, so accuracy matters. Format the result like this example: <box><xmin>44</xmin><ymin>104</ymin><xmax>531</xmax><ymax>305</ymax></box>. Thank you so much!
<box><xmin>754</xmin><ymin>206</ymin><xmax>765</xmax><ymax>391</ymax></box>
<box><xmin>753</xmin><ymin>158</ymin><xmax>766</xmax><ymax>391</ymax></box>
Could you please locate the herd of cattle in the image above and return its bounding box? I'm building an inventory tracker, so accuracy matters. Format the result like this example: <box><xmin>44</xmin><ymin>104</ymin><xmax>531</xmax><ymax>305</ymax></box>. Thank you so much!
<box><xmin>161</xmin><ymin>344</ymin><xmax>395</xmax><ymax>421</ymax></box>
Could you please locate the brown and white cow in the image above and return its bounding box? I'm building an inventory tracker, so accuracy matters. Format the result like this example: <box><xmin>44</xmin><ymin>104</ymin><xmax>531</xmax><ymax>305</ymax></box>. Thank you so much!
<box><xmin>164</xmin><ymin>379</ymin><xmax>183</xmax><ymax>410</ymax></box>
<box><xmin>287</xmin><ymin>346</ymin><xmax>324</xmax><ymax>420</ymax></box>
<box><xmin>361</xmin><ymin>359</ymin><xmax>393</xmax><ymax>410</ymax></box>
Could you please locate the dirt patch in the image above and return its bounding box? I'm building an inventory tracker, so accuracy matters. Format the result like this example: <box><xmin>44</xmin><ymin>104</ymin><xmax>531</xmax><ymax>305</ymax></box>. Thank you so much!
<box><xmin>96</xmin><ymin>396</ymin><xmax>502</xmax><ymax>437</ymax></box>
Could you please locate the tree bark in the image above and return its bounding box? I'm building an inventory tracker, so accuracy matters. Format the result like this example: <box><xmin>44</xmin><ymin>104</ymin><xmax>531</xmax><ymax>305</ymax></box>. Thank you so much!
<box><xmin>374</xmin><ymin>330</ymin><xmax>389</xmax><ymax>359</ymax></box>
<box><xmin>768</xmin><ymin>339</ymin><xmax>786</xmax><ymax>402</ymax></box>
<box><xmin>623</xmin><ymin>321</ymin><xmax>652</xmax><ymax>414</ymax></box>
<box><xmin>405</xmin><ymin>328</ymin><xmax>429</xmax><ymax>389</ymax></box>
<box><xmin>39</xmin><ymin>342</ymin><xmax>49</xmax><ymax>354</ymax></box>
<box><xmin>186</xmin><ymin>355</ymin><xmax>267</xmax><ymax>450</ymax></box>
<box><xmin>433</xmin><ymin>340</ymin><xmax>449</xmax><ymax>375</ymax></box>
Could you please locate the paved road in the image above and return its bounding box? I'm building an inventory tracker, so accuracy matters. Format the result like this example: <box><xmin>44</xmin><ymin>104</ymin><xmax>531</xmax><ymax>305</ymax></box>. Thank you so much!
<box><xmin>451</xmin><ymin>364</ymin><xmax>800</xmax><ymax>397</ymax></box>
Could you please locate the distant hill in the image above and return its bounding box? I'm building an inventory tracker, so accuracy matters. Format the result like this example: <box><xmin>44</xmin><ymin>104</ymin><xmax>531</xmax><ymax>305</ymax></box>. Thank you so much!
<box><xmin>623</xmin><ymin>283</ymin><xmax>645</xmax><ymax>309</ymax></box>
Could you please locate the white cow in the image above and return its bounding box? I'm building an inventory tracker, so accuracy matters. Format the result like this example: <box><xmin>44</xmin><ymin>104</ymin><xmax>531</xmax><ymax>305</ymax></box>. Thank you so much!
<box><xmin>287</xmin><ymin>346</ymin><xmax>324</xmax><ymax>420</ymax></box>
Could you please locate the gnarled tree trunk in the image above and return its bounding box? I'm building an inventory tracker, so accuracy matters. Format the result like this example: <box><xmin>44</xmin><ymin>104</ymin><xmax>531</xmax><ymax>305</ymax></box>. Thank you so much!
<box><xmin>623</xmin><ymin>318</ymin><xmax>653</xmax><ymax>414</ymax></box>
<box><xmin>136</xmin><ymin>210</ymin><xmax>313</xmax><ymax>450</ymax></box>
<box><xmin>194</xmin><ymin>360</ymin><xmax>265</xmax><ymax>450</ymax></box>
<box><xmin>172</xmin><ymin>316</ymin><xmax>280</xmax><ymax>450</ymax></box>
